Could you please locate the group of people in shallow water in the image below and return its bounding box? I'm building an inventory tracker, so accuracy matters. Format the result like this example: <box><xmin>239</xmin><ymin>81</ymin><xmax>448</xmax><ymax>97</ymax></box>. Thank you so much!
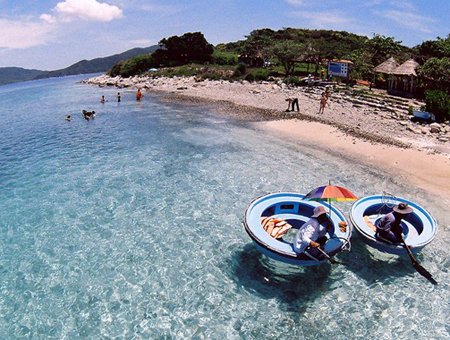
<box><xmin>292</xmin><ymin>202</ymin><xmax>412</xmax><ymax>259</ymax></box>
<box><xmin>100</xmin><ymin>89</ymin><xmax>142</xmax><ymax>104</ymax></box>
<box><xmin>65</xmin><ymin>89</ymin><xmax>143</xmax><ymax>121</ymax></box>
<box><xmin>284</xmin><ymin>86</ymin><xmax>332</xmax><ymax>114</ymax></box>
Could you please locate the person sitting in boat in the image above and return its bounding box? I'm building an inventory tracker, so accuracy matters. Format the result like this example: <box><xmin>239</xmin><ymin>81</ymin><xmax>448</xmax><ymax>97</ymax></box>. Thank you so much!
<box><xmin>292</xmin><ymin>206</ymin><xmax>332</xmax><ymax>257</ymax></box>
<box><xmin>375</xmin><ymin>203</ymin><xmax>413</xmax><ymax>243</ymax></box>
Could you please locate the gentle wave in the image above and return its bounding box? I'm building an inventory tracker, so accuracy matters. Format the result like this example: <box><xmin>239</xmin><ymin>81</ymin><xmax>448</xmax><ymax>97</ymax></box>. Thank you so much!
<box><xmin>0</xmin><ymin>76</ymin><xmax>448</xmax><ymax>339</ymax></box>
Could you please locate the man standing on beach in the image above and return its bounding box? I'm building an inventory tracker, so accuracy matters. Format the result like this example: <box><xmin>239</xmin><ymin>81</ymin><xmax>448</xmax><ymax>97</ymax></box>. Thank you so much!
<box><xmin>117</xmin><ymin>92</ymin><xmax>121</xmax><ymax>102</ymax></box>
<box><xmin>307</xmin><ymin>74</ymin><xmax>313</xmax><ymax>87</ymax></box>
<box><xmin>319</xmin><ymin>92</ymin><xmax>327</xmax><ymax>114</ymax></box>
<box><xmin>285</xmin><ymin>97</ymin><xmax>299</xmax><ymax>112</ymax></box>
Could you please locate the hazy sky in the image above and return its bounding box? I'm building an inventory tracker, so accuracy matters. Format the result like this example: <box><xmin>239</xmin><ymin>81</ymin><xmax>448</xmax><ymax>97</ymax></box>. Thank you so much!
<box><xmin>0</xmin><ymin>0</ymin><xmax>449</xmax><ymax>70</ymax></box>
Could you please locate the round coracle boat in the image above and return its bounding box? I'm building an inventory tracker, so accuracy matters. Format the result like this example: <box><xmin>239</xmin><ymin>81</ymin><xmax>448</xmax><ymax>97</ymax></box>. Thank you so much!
<box><xmin>350</xmin><ymin>194</ymin><xmax>437</xmax><ymax>255</ymax></box>
<box><xmin>243</xmin><ymin>192</ymin><xmax>351</xmax><ymax>266</ymax></box>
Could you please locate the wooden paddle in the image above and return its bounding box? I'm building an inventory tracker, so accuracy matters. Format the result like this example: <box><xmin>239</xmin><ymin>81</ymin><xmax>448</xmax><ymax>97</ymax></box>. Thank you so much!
<box><xmin>315</xmin><ymin>246</ymin><xmax>342</xmax><ymax>265</ymax></box>
<box><xmin>365</xmin><ymin>216</ymin><xmax>437</xmax><ymax>284</ymax></box>
<box><xmin>401</xmin><ymin>237</ymin><xmax>437</xmax><ymax>285</ymax></box>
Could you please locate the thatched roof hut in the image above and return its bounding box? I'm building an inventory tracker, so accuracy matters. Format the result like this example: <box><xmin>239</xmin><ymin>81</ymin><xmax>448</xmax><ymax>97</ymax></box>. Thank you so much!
<box><xmin>373</xmin><ymin>57</ymin><xmax>399</xmax><ymax>74</ymax></box>
<box><xmin>385</xmin><ymin>59</ymin><xmax>420</xmax><ymax>97</ymax></box>
<box><xmin>391</xmin><ymin>59</ymin><xmax>419</xmax><ymax>76</ymax></box>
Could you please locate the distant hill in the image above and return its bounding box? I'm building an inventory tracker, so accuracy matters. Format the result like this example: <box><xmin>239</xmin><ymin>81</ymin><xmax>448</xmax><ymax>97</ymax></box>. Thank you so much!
<box><xmin>0</xmin><ymin>46</ymin><xmax>158</xmax><ymax>85</ymax></box>
<box><xmin>0</xmin><ymin>67</ymin><xmax>45</xmax><ymax>86</ymax></box>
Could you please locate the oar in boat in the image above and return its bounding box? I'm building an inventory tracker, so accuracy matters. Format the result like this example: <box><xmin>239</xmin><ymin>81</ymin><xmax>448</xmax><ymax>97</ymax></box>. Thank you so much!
<box><xmin>364</xmin><ymin>216</ymin><xmax>437</xmax><ymax>284</ymax></box>
<box><xmin>315</xmin><ymin>247</ymin><xmax>342</xmax><ymax>265</ymax></box>
<box><xmin>301</xmin><ymin>246</ymin><xmax>339</xmax><ymax>264</ymax></box>
<box><xmin>401</xmin><ymin>237</ymin><xmax>437</xmax><ymax>285</ymax></box>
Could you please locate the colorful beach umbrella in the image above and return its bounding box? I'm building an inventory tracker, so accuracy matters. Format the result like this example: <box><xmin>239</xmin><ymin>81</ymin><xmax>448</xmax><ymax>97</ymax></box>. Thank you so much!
<box><xmin>304</xmin><ymin>181</ymin><xmax>358</xmax><ymax>216</ymax></box>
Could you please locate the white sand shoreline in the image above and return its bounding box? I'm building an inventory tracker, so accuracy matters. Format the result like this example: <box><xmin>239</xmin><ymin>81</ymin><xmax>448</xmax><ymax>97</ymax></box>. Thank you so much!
<box><xmin>256</xmin><ymin>119</ymin><xmax>450</xmax><ymax>201</ymax></box>
<box><xmin>84</xmin><ymin>75</ymin><xmax>450</xmax><ymax>202</ymax></box>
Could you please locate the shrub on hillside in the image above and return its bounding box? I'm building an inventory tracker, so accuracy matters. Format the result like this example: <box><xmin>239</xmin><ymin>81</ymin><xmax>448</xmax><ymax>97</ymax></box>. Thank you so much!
<box><xmin>408</xmin><ymin>105</ymin><xmax>414</xmax><ymax>115</ymax></box>
<box><xmin>286</xmin><ymin>76</ymin><xmax>301</xmax><ymax>86</ymax></box>
<box><xmin>119</xmin><ymin>55</ymin><xmax>154</xmax><ymax>77</ymax></box>
<box><xmin>212</xmin><ymin>50</ymin><xmax>238</xmax><ymax>65</ymax></box>
<box><xmin>108</xmin><ymin>55</ymin><xmax>154</xmax><ymax>78</ymax></box>
<box><xmin>233</xmin><ymin>63</ymin><xmax>247</xmax><ymax>77</ymax></box>
<box><xmin>201</xmin><ymin>72</ymin><xmax>223</xmax><ymax>80</ymax></box>
<box><xmin>244</xmin><ymin>73</ymin><xmax>255</xmax><ymax>82</ymax></box>
<box><xmin>418</xmin><ymin>57</ymin><xmax>450</xmax><ymax>92</ymax></box>
<box><xmin>108</xmin><ymin>62</ymin><xmax>124</xmax><ymax>77</ymax></box>
<box><xmin>268</xmin><ymin>69</ymin><xmax>282</xmax><ymax>77</ymax></box>
<box><xmin>172</xmin><ymin>65</ymin><xmax>198</xmax><ymax>77</ymax></box>
<box><xmin>252</xmin><ymin>69</ymin><xmax>269</xmax><ymax>81</ymax></box>
<box><xmin>425</xmin><ymin>90</ymin><xmax>450</xmax><ymax>121</ymax></box>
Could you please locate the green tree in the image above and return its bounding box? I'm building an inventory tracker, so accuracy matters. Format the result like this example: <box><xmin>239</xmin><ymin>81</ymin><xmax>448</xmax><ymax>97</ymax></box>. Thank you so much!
<box><xmin>367</xmin><ymin>34</ymin><xmax>404</xmax><ymax>66</ymax></box>
<box><xmin>414</xmin><ymin>35</ymin><xmax>450</xmax><ymax>63</ymax></box>
<box><xmin>304</xmin><ymin>39</ymin><xmax>345</xmax><ymax>75</ymax></box>
<box><xmin>107</xmin><ymin>55</ymin><xmax>154</xmax><ymax>77</ymax></box>
<box><xmin>418</xmin><ymin>57</ymin><xmax>450</xmax><ymax>92</ymax></box>
<box><xmin>347</xmin><ymin>49</ymin><xmax>374</xmax><ymax>80</ymax></box>
<box><xmin>271</xmin><ymin>41</ymin><xmax>304</xmax><ymax>76</ymax></box>
<box><xmin>425</xmin><ymin>90</ymin><xmax>450</xmax><ymax>121</ymax></box>
<box><xmin>158</xmin><ymin>32</ymin><xmax>214</xmax><ymax>66</ymax></box>
<box><xmin>241</xmin><ymin>29</ymin><xmax>275</xmax><ymax>66</ymax></box>
<box><xmin>108</xmin><ymin>61</ymin><xmax>124</xmax><ymax>77</ymax></box>
<box><xmin>118</xmin><ymin>54</ymin><xmax>153</xmax><ymax>77</ymax></box>
<box><xmin>212</xmin><ymin>50</ymin><xmax>238</xmax><ymax>65</ymax></box>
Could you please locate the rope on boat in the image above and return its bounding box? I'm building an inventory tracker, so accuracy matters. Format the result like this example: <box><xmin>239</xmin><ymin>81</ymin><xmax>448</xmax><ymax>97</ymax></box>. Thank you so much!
<box><xmin>373</xmin><ymin>191</ymin><xmax>399</xmax><ymax>218</ymax></box>
<box><xmin>381</xmin><ymin>191</ymin><xmax>398</xmax><ymax>209</ymax></box>
<box><xmin>345</xmin><ymin>218</ymin><xmax>353</xmax><ymax>251</ymax></box>
<box><xmin>305</xmin><ymin>235</ymin><xmax>351</xmax><ymax>261</ymax></box>
<box><xmin>330</xmin><ymin>236</ymin><xmax>352</xmax><ymax>252</ymax></box>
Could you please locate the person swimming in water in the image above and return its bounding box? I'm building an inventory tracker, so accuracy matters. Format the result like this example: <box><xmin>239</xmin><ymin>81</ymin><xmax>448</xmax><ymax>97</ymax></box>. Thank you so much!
<box><xmin>82</xmin><ymin>110</ymin><xmax>95</xmax><ymax>120</ymax></box>
<box><xmin>136</xmin><ymin>89</ymin><xmax>142</xmax><ymax>101</ymax></box>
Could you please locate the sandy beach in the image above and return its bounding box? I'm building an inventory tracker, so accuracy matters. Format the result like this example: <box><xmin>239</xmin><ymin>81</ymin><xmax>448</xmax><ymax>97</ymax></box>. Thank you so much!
<box><xmin>85</xmin><ymin>75</ymin><xmax>450</xmax><ymax>202</ymax></box>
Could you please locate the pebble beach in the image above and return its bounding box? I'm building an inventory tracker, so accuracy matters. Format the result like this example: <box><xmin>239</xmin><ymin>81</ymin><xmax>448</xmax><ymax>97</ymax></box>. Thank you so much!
<box><xmin>84</xmin><ymin>74</ymin><xmax>450</xmax><ymax>201</ymax></box>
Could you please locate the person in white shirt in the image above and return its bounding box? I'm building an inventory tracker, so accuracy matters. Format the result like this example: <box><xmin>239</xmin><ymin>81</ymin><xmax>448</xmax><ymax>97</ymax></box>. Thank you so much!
<box><xmin>292</xmin><ymin>206</ymin><xmax>331</xmax><ymax>255</ymax></box>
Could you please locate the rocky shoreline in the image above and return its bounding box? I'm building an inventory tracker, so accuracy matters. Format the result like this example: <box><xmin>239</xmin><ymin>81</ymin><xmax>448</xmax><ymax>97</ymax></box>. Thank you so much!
<box><xmin>83</xmin><ymin>74</ymin><xmax>450</xmax><ymax>158</ymax></box>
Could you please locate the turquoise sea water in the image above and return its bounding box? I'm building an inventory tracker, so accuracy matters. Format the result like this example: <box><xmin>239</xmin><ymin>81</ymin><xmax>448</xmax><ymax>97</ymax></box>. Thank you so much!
<box><xmin>0</xmin><ymin>75</ymin><xmax>448</xmax><ymax>339</ymax></box>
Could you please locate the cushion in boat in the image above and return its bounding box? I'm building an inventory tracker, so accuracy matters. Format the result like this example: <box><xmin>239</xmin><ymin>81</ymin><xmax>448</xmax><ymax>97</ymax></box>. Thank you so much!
<box><xmin>260</xmin><ymin>217</ymin><xmax>292</xmax><ymax>239</ymax></box>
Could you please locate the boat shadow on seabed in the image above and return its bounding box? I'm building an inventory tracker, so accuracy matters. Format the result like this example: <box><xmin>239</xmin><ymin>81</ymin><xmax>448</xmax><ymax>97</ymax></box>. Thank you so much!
<box><xmin>230</xmin><ymin>244</ymin><xmax>332</xmax><ymax>313</ymax></box>
<box><xmin>338</xmin><ymin>233</ymin><xmax>427</xmax><ymax>285</ymax></box>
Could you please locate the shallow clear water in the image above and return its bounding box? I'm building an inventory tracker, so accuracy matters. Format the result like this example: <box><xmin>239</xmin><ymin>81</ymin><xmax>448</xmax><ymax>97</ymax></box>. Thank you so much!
<box><xmin>0</xmin><ymin>76</ymin><xmax>448</xmax><ymax>339</ymax></box>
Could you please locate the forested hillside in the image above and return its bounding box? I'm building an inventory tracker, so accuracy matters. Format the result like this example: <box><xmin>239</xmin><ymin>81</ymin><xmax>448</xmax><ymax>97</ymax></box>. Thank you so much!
<box><xmin>35</xmin><ymin>46</ymin><xmax>158</xmax><ymax>80</ymax></box>
<box><xmin>0</xmin><ymin>46</ymin><xmax>158</xmax><ymax>85</ymax></box>
<box><xmin>0</xmin><ymin>67</ymin><xmax>44</xmax><ymax>86</ymax></box>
